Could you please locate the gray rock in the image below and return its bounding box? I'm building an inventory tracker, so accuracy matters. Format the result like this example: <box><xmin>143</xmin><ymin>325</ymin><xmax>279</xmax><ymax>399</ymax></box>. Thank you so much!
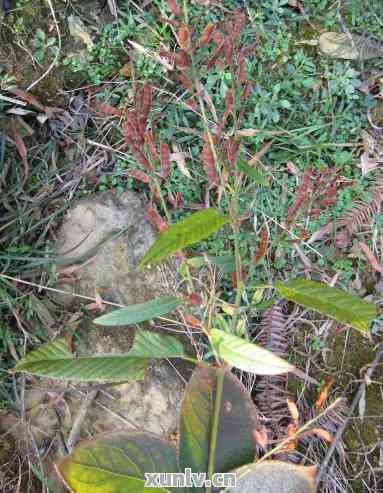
<box><xmin>54</xmin><ymin>190</ymin><xmax>178</xmax><ymax>307</ymax></box>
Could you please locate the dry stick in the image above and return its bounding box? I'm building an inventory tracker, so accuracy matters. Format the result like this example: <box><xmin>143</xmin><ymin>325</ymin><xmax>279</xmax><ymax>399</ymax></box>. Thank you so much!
<box><xmin>67</xmin><ymin>390</ymin><xmax>98</xmax><ymax>452</ymax></box>
<box><xmin>316</xmin><ymin>342</ymin><xmax>383</xmax><ymax>488</ymax></box>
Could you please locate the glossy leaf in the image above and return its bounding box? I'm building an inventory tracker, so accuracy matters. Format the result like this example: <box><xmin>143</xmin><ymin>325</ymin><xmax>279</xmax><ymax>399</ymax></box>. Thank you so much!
<box><xmin>236</xmin><ymin>160</ymin><xmax>269</xmax><ymax>186</ymax></box>
<box><xmin>225</xmin><ymin>461</ymin><xmax>317</xmax><ymax>493</ymax></box>
<box><xmin>139</xmin><ymin>208</ymin><xmax>229</xmax><ymax>266</ymax></box>
<box><xmin>210</xmin><ymin>329</ymin><xmax>294</xmax><ymax>375</ymax></box>
<box><xmin>274</xmin><ymin>278</ymin><xmax>377</xmax><ymax>333</ymax></box>
<box><xmin>94</xmin><ymin>296</ymin><xmax>182</xmax><ymax>326</ymax></box>
<box><xmin>57</xmin><ymin>432</ymin><xmax>182</xmax><ymax>493</ymax></box>
<box><xmin>179</xmin><ymin>366</ymin><xmax>258</xmax><ymax>492</ymax></box>
<box><xmin>14</xmin><ymin>331</ymin><xmax>185</xmax><ymax>381</ymax></box>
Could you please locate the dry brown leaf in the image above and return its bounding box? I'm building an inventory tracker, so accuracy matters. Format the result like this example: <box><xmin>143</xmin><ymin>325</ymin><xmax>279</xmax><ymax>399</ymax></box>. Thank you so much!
<box><xmin>287</xmin><ymin>398</ymin><xmax>300</xmax><ymax>425</ymax></box>
<box><xmin>357</xmin><ymin>241</ymin><xmax>383</xmax><ymax>273</ymax></box>
<box><xmin>315</xmin><ymin>376</ymin><xmax>334</xmax><ymax>410</ymax></box>
<box><xmin>253</xmin><ymin>426</ymin><xmax>269</xmax><ymax>451</ymax></box>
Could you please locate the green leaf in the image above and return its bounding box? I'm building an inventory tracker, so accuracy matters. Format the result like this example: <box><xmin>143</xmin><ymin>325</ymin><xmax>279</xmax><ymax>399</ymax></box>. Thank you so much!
<box><xmin>274</xmin><ymin>278</ymin><xmax>377</xmax><ymax>333</ymax></box>
<box><xmin>225</xmin><ymin>461</ymin><xmax>317</xmax><ymax>493</ymax></box>
<box><xmin>179</xmin><ymin>367</ymin><xmax>258</xmax><ymax>492</ymax></box>
<box><xmin>139</xmin><ymin>208</ymin><xmax>230</xmax><ymax>266</ymax></box>
<box><xmin>13</xmin><ymin>331</ymin><xmax>185</xmax><ymax>381</ymax></box>
<box><xmin>207</xmin><ymin>255</ymin><xmax>236</xmax><ymax>274</ymax></box>
<box><xmin>128</xmin><ymin>330</ymin><xmax>185</xmax><ymax>358</ymax></box>
<box><xmin>57</xmin><ymin>432</ymin><xmax>182</xmax><ymax>493</ymax></box>
<box><xmin>94</xmin><ymin>296</ymin><xmax>183</xmax><ymax>326</ymax></box>
<box><xmin>236</xmin><ymin>160</ymin><xmax>269</xmax><ymax>186</ymax></box>
<box><xmin>210</xmin><ymin>329</ymin><xmax>294</xmax><ymax>375</ymax></box>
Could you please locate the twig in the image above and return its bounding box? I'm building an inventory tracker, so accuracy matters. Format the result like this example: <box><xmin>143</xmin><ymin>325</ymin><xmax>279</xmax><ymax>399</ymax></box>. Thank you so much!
<box><xmin>66</xmin><ymin>390</ymin><xmax>98</xmax><ymax>452</ymax></box>
<box><xmin>316</xmin><ymin>342</ymin><xmax>383</xmax><ymax>488</ymax></box>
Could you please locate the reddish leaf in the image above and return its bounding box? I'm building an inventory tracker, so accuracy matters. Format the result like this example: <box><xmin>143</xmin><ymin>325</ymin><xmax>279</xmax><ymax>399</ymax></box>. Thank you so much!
<box><xmin>160</xmin><ymin>142</ymin><xmax>171</xmax><ymax>178</ymax></box>
<box><xmin>224</xmin><ymin>37</ymin><xmax>234</xmax><ymax>66</ymax></box>
<box><xmin>167</xmin><ymin>191</ymin><xmax>182</xmax><ymax>209</ymax></box>
<box><xmin>201</xmin><ymin>136</ymin><xmax>219</xmax><ymax>186</ymax></box>
<box><xmin>130</xmin><ymin>143</ymin><xmax>153</xmax><ymax>171</ymax></box>
<box><xmin>197</xmin><ymin>22</ymin><xmax>215</xmax><ymax>46</ymax></box>
<box><xmin>237</xmin><ymin>53</ymin><xmax>246</xmax><ymax>83</ymax></box>
<box><xmin>95</xmin><ymin>101</ymin><xmax>122</xmax><ymax>117</ymax></box>
<box><xmin>185</xmin><ymin>293</ymin><xmax>203</xmax><ymax>306</ymax></box>
<box><xmin>174</xmin><ymin>50</ymin><xmax>192</xmax><ymax>68</ymax></box>
<box><xmin>177</xmin><ymin>73</ymin><xmax>194</xmax><ymax>92</ymax></box>
<box><xmin>144</xmin><ymin>131</ymin><xmax>159</xmax><ymax>160</ymax></box>
<box><xmin>184</xmin><ymin>314</ymin><xmax>203</xmax><ymax>328</ymax></box>
<box><xmin>231</xmin><ymin>267</ymin><xmax>247</xmax><ymax>288</ymax></box>
<box><xmin>225</xmin><ymin>136</ymin><xmax>240</xmax><ymax>167</ymax></box>
<box><xmin>8</xmin><ymin>87</ymin><xmax>48</xmax><ymax>113</ymax></box>
<box><xmin>11</xmin><ymin>119</ymin><xmax>29</xmax><ymax>184</ymax></box>
<box><xmin>225</xmin><ymin>89</ymin><xmax>234</xmax><ymax>116</ymax></box>
<box><xmin>252</xmin><ymin>228</ymin><xmax>269</xmax><ymax>265</ymax></box>
<box><xmin>140</xmin><ymin>83</ymin><xmax>152</xmax><ymax>134</ymax></box>
<box><xmin>167</xmin><ymin>0</ymin><xmax>181</xmax><ymax>16</ymax></box>
<box><xmin>232</xmin><ymin>10</ymin><xmax>247</xmax><ymax>40</ymax></box>
<box><xmin>177</xmin><ymin>25</ymin><xmax>190</xmax><ymax>51</ymax></box>
<box><xmin>357</xmin><ymin>241</ymin><xmax>383</xmax><ymax>274</ymax></box>
<box><xmin>146</xmin><ymin>203</ymin><xmax>168</xmax><ymax>232</ymax></box>
<box><xmin>315</xmin><ymin>377</ymin><xmax>334</xmax><ymax>410</ymax></box>
<box><xmin>128</xmin><ymin>169</ymin><xmax>151</xmax><ymax>184</ymax></box>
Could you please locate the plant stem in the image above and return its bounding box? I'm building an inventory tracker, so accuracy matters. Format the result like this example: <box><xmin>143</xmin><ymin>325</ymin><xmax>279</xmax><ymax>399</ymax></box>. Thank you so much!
<box><xmin>206</xmin><ymin>366</ymin><xmax>225</xmax><ymax>493</ymax></box>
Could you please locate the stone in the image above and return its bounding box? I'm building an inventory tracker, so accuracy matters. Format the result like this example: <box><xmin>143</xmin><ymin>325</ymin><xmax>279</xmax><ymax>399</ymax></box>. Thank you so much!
<box><xmin>53</xmin><ymin>190</ymin><xmax>178</xmax><ymax>308</ymax></box>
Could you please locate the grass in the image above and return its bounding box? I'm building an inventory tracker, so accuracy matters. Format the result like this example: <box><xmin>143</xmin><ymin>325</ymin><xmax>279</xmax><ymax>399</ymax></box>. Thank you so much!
<box><xmin>1</xmin><ymin>0</ymin><xmax>383</xmax><ymax>491</ymax></box>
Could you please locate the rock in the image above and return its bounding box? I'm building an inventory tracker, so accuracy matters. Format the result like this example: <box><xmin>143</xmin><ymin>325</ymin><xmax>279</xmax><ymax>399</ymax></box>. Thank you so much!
<box><xmin>53</xmin><ymin>190</ymin><xmax>178</xmax><ymax>308</ymax></box>
<box><xmin>82</xmin><ymin>361</ymin><xmax>184</xmax><ymax>437</ymax></box>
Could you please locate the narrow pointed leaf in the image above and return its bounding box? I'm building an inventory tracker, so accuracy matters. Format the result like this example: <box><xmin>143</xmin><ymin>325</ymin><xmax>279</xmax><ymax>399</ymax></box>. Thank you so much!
<box><xmin>13</xmin><ymin>331</ymin><xmax>185</xmax><ymax>381</ymax></box>
<box><xmin>57</xmin><ymin>432</ymin><xmax>182</xmax><ymax>493</ymax></box>
<box><xmin>274</xmin><ymin>278</ymin><xmax>377</xmax><ymax>333</ymax></box>
<box><xmin>225</xmin><ymin>461</ymin><xmax>317</xmax><ymax>493</ymax></box>
<box><xmin>210</xmin><ymin>329</ymin><xmax>294</xmax><ymax>375</ymax></box>
<box><xmin>139</xmin><ymin>208</ymin><xmax>230</xmax><ymax>266</ymax></box>
<box><xmin>179</xmin><ymin>366</ymin><xmax>258</xmax><ymax>492</ymax></box>
<box><xmin>236</xmin><ymin>160</ymin><xmax>269</xmax><ymax>186</ymax></box>
<box><xmin>94</xmin><ymin>296</ymin><xmax>182</xmax><ymax>326</ymax></box>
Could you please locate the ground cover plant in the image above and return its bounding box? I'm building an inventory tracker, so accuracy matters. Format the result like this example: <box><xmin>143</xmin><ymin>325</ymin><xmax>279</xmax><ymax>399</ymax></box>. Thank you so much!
<box><xmin>1</xmin><ymin>0</ymin><xmax>383</xmax><ymax>492</ymax></box>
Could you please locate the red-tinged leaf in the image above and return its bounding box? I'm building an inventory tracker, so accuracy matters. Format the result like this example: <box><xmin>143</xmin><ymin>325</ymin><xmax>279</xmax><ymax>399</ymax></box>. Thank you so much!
<box><xmin>144</xmin><ymin>131</ymin><xmax>159</xmax><ymax>160</ymax></box>
<box><xmin>224</xmin><ymin>37</ymin><xmax>234</xmax><ymax>66</ymax></box>
<box><xmin>140</xmin><ymin>83</ymin><xmax>152</xmax><ymax>134</ymax></box>
<box><xmin>11</xmin><ymin>119</ymin><xmax>29</xmax><ymax>184</ymax></box>
<box><xmin>285</xmin><ymin>423</ymin><xmax>298</xmax><ymax>450</ymax></box>
<box><xmin>128</xmin><ymin>169</ymin><xmax>151</xmax><ymax>184</ymax></box>
<box><xmin>213</xmin><ymin>30</ymin><xmax>224</xmax><ymax>45</ymax></box>
<box><xmin>201</xmin><ymin>137</ymin><xmax>219</xmax><ymax>186</ymax></box>
<box><xmin>8</xmin><ymin>87</ymin><xmax>47</xmax><ymax>113</ymax></box>
<box><xmin>185</xmin><ymin>293</ymin><xmax>203</xmax><ymax>306</ymax></box>
<box><xmin>96</xmin><ymin>101</ymin><xmax>122</xmax><ymax>117</ymax></box>
<box><xmin>174</xmin><ymin>50</ymin><xmax>191</xmax><ymax>68</ymax></box>
<box><xmin>231</xmin><ymin>267</ymin><xmax>247</xmax><ymax>288</ymax></box>
<box><xmin>177</xmin><ymin>73</ymin><xmax>194</xmax><ymax>92</ymax></box>
<box><xmin>232</xmin><ymin>9</ymin><xmax>247</xmax><ymax>40</ymax></box>
<box><xmin>160</xmin><ymin>142</ymin><xmax>171</xmax><ymax>178</ymax></box>
<box><xmin>185</xmin><ymin>97</ymin><xmax>198</xmax><ymax>111</ymax></box>
<box><xmin>197</xmin><ymin>22</ymin><xmax>215</xmax><ymax>47</ymax></box>
<box><xmin>287</xmin><ymin>398</ymin><xmax>299</xmax><ymax>425</ymax></box>
<box><xmin>237</xmin><ymin>53</ymin><xmax>246</xmax><ymax>83</ymax></box>
<box><xmin>253</xmin><ymin>426</ymin><xmax>269</xmax><ymax>451</ymax></box>
<box><xmin>225</xmin><ymin>89</ymin><xmax>234</xmax><ymax>116</ymax></box>
<box><xmin>167</xmin><ymin>0</ymin><xmax>181</xmax><ymax>16</ymax></box>
<box><xmin>184</xmin><ymin>314</ymin><xmax>203</xmax><ymax>328</ymax></box>
<box><xmin>357</xmin><ymin>241</ymin><xmax>383</xmax><ymax>274</ymax></box>
<box><xmin>303</xmin><ymin>428</ymin><xmax>334</xmax><ymax>443</ymax></box>
<box><xmin>253</xmin><ymin>228</ymin><xmax>269</xmax><ymax>265</ymax></box>
<box><xmin>177</xmin><ymin>25</ymin><xmax>190</xmax><ymax>50</ymax></box>
<box><xmin>168</xmin><ymin>191</ymin><xmax>182</xmax><ymax>209</ymax></box>
<box><xmin>315</xmin><ymin>377</ymin><xmax>334</xmax><ymax>410</ymax></box>
<box><xmin>225</xmin><ymin>136</ymin><xmax>240</xmax><ymax>167</ymax></box>
<box><xmin>146</xmin><ymin>203</ymin><xmax>168</xmax><ymax>232</ymax></box>
<box><xmin>206</xmin><ymin>41</ymin><xmax>225</xmax><ymax>68</ymax></box>
<box><xmin>130</xmin><ymin>143</ymin><xmax>153</xmax><ymax>171</ymax></box>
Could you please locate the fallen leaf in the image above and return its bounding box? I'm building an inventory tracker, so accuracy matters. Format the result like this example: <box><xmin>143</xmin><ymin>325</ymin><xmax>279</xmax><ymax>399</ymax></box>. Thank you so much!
<box><xmin>315</xmin><ymin>377</ymin><xmax>334</xmax><ymax>410</ymax></box>
<box><xmin>170</xmin><ymin>143</ymin><xmax>191</xmax><ymax>178</ymax></box>
<box><xmin>357</xmin><ymin>241</ymin><xmax>383</xmax><ymax>273</ymax></box>
<box><xmin>287</xmin><ymin>398</ymin><xmax>300</xmax><ymax>425</ymax></box>
<box><xmin>253</xmin><ymin>426</ymin><xmax>269</xmax><ymax>451</ymax></box>
<box><xmin>11</xmin><ymin>119</ymin><xmax>29</xmax><ymax>185</ymax></box>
